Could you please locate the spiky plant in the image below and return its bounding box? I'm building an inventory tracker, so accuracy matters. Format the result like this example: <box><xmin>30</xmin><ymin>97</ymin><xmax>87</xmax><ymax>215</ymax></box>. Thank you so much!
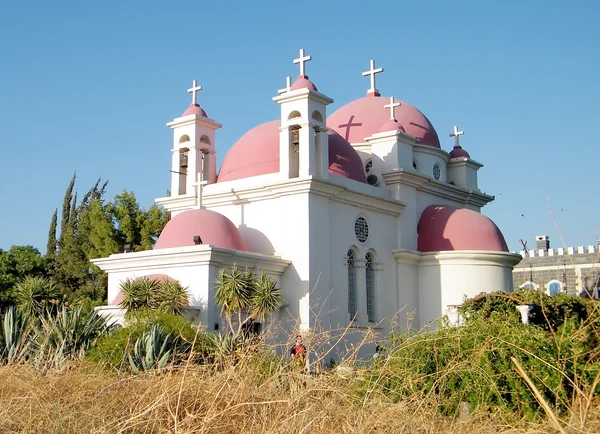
<box><xmin>154</xmin><ymin>279</ymin><xmax>189</xmax><ymax>315</ymax></box>
<box><xmin>0</xmin><ymin>306</ymin><xmax>31</xmax><ymax>364</ymax></box>
<box><xmin>128</xmin><ymin>324</ymin><xmax>174</xmax><ymax>374</ymax></box>
<box><xmin>251</xmin><ymin>271</ymin><xmax>283</xmax><ymax>322</ymax></box>
<box><xmin>119</xmin><ymin>276</ymin><xmax>160</xmax><ymax>312</ymax></box>
<box><xmin>31</xmin><ymin>306</ymin><xmax>111</xmax><ymax>369</ymax></box>
<box><xmin>14</xmin><ymin>276</ymin><xmax>61</xmax><ymax>319</ymax></box>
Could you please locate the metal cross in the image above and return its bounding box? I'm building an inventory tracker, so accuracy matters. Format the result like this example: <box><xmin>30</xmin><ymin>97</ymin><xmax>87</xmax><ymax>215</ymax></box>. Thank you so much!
<box><xmin>293</xmin><ymin>48</ymin><xmax>312</xmax><ymax>77</ymax></box>
<box><xmin>362</xmin><ymin>59</ymin><xmax>384</xmax><ymax>94</ymax></box>
<box><xmin>449</xmin><ymin>125</ymin><xmax>464</xmax><ymax>147</ymax></box>
<box><xmin>187</xmin><ymin>80</ymin><xmax>203</xmax><ymax>105</ymax></box>
<box><xmin>278</xmin><ymin>76</ymin><xmax>292</xmax><ymax>94</ymax></box>
<box><xmin>383</xmin><ymin>97</ymin><xmax>400</xmax><ymax>120</ymax></box>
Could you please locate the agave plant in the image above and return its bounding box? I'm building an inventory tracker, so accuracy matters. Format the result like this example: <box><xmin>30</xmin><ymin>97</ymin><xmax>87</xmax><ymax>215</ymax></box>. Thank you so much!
<box><xmin>154</xmin><ymin>279</ymin><xmax>189</xmax><ymax>315</ymax></box>
<box><xmin>128</xmin><ymin>324</ymin><xmax>174</xmax><ymax>374</ymax></box>
<box><xmin>14</xmin><ymin>276</ymin><xmax>61</xmax><ymax>318</ymax></box>
<box><xmin>31</xmin><ymin>306</ymin><xmax>111</xmax><ymax>369</ymax></box>
<box><xmin>0</xmin><ymin>306</ymin><xmax>31</xmax><ymax>364</ymax></box>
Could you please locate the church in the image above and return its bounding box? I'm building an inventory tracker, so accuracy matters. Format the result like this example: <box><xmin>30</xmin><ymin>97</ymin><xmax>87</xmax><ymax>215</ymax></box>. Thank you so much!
<box><xmin>92</xmin><ymin>49</ymin><xmax>521</xmax><ymax>337</ymax></box>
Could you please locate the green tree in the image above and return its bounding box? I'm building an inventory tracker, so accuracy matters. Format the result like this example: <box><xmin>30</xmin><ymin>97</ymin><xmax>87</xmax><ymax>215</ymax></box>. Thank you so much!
<box><xmin>59</xmin><ymin>172</ymin><xmax>76</xmax><ymax>244</ymax></box>
<box><xmin>46</xmin><ymin>209</ymin><xmax>58</xmax><ymax>258</ymax></box>
<box><xmin>214</xmin><ymin>265</ymin><xmax>283</xmax><ymax>338</ymax></box>
<box><xmin>0</xmin><ymin>246</ymin><xmax>47</xmax><ymax>308</ymax></box>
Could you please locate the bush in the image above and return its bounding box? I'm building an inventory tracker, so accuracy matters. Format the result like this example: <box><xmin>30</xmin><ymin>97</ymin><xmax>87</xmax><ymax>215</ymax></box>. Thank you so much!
<box><xmin>365</xmin><ymin>292</ymin><xmax>600</xmax><ymax>419</ymax></box>
<box><xmin>88</xmin><ymin>310</ymin><xmax>213</xmax><ymax>372</ymax></box>
<box><xmin>14</xmin><ymin>276</ymin><xmax>62</xmax><ymax>318</ymax></box>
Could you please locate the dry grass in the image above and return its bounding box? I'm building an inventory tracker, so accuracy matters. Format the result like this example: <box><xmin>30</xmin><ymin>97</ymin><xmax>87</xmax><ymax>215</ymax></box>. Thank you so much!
<box><xmin>0</xmin><ymin>361</ymin><xmax>596</xmax><ymax>434</ymax></box>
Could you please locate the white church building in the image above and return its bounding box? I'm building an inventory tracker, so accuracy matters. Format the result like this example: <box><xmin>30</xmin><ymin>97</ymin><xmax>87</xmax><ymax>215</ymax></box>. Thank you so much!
<box><xmin>92</xmin><ymin>49</ymin><xmax>521</xmax><ymax>338</ymax></box>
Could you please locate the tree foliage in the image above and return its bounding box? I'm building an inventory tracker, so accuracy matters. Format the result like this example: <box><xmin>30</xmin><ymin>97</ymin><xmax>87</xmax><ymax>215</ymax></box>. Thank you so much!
<box><xmin>0</xmin><ymin>246</ymin><xmax>47</xmax><ymax>308</ymax></box>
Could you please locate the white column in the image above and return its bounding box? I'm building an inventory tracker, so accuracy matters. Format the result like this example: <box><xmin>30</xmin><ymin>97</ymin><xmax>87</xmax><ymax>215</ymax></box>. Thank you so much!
<box><xmin>279</xmin><ymin>126</ymin><xmax>292</xmax><ymax>178</ymax></box>
<box><xmin>298</xmin><ymin>123</ymin><xmax>316</xmax><ymax>177</ymax></box>
<box><xmin>171</xmin><ymin>149</ymin><xmax>180</xmax><ymax>196</ymax></box>
<box><xmin>315</xmin><ymin>129</ymin><xmax>329</xmax><ymax>179</ymax></box>
<box><xmin>186</xmin><ymin>147</ymin><xmax>198</xmax><ymax>194</ymax></box>
<box><xmin>516</xmin><ymin>305</ymin><xmax>533</xmax><ymax>324</ymax></box>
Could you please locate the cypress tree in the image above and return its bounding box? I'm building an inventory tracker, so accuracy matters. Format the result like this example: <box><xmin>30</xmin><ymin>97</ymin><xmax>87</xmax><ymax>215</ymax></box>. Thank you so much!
<box><xmin>59</xmin><ymin>172</ymin><xmax>76</xmax><ymax>244</ymax></box>
<box><xmin>46</xmin><ymin>209</ymin><xmax>58</xmax><ymax>257</ymax></box>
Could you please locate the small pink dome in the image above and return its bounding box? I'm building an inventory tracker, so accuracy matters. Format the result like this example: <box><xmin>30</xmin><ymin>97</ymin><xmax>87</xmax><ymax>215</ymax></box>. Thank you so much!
<box><xmin>449</xmin><ymin>145</ymin><xmax>471</xmax><ymax>159</ymax></box>
<box><xmin>327</xmin><ymin>96</ymin><xmax>440</xmax><ymax>148</ymax></box>
<box><xmin>380</xmin><ymin>119</ymin><xmax>406</xmax><ymax>133</ymax></box>
<box><xmin>182</xmin><ymin>104</ymin><xmax>207</xmax><ymax>117</ymax></box>
<box><xmin>290</xmin><ymin>75</ymin><xmax>318</xmax><ymax>91</ymax></box>
<box><xmin>217</xmin><ymin>120</ymin><xmax>366</xmax><ymax>183</ymax></box>
<box><xmin>417</xmin><ymin>205</ymin><xmax>508</xmax><ymax>252</ymax></box>
<box><xmin>154</xmin><ymin>209</ymin><xmax>248</xmax><ymax>251</ymax></box>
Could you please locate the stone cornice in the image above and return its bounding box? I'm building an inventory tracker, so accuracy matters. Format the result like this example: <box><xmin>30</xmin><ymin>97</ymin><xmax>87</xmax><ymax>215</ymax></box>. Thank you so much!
<box><xmin>203</xmin><ymin>177</ymin><xmax>405</xmax><ymax>216</ymax></box>
<box><xmin>167</xmin><ymin>115</ymin><xmax>222</xmax><ymax>130</ymax></box>
<box><xmin>448</xmin><ymin>158</ymin><xmax>484</xmax><ymax>169</ymax></box>
<box><xmin>272</xmin><ymin>87</ymin><xmax>334</xmax><ymax>105</ymax></box>
<box><xmin>393</xmin><ymin>249</ymin><xmax>522</xmax><ymax>267</ymax></box>
<box><xmin>382</xmin><ymin>169</ymin><xmax>494</xmax><ymax>208</ymax></box>
<box><xmin>91</xmin><ymin>245</ymin><xmax>291</xmax><ymax>275</ymax></box>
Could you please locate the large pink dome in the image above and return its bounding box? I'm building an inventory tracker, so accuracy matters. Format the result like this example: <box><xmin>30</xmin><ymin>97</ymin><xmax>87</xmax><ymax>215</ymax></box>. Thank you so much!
<box><xmin>327</xmin><ymin>96</ymin><xmax>440</xmax><ymax>148</ymax></box>
<box><xmin>154</xmin><ymin>209</ymin><xmax>248</xmax><ymax>251</ymax></box>
<box><xmin>217</xmin><ymin>120</ymin><xmax>366</xmax><ymax>183</ymax></box>
<box><xmin>417</xmin><ymin>205</ymin><xmax>508</xmax><ymax>252</ymax></box>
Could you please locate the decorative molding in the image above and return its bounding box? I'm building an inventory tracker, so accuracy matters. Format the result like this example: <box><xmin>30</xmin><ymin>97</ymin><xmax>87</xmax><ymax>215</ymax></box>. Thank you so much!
<box><xmin>393</xmin><ymin>249</ymin><xmax>522</xmax><ymax>267</ymax></box>
<box><xmin>382</xmin><ymin>169</ymin><xmax>494</xmax><ymax>208</ymax></box>
<box><xmin>91</xmin><ymin>245</ymin><xmax>291</xmax><ymax>275</ymax></box>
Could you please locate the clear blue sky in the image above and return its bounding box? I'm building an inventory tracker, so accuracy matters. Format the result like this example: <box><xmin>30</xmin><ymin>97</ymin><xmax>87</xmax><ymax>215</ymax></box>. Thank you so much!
<box><xmin>1</xmin><ymin>0</ymin><xmax>598</xmax><ymax>254</ymax></box>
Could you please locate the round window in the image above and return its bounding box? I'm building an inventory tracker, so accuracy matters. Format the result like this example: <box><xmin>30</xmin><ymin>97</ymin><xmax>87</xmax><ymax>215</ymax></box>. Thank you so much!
<box><xmin>365</xmin><ymin>160</ymin><xmax>373</xmax><ymax>174</ymax></box>
<box><xmin>433</xmin><ymin>164</ymin><xmax>441</xmax><ymax>180</ymax></box>
<box><xmin>354</xmin><ymin>217</ymin><xmax>369</xmax><ymax>243</ymax></box>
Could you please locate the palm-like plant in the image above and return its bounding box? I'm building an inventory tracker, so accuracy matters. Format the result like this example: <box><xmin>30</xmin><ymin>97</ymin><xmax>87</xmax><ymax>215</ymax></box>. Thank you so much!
<box><xmin>154</xmin><ymin>279</ymin><xmax>189</xmax><ymax>315</ymax></box>
<box><xmin>14</xmin><ymin>276</ymin><xmax>61</xmax><ymax>318</ymax></box>
<box><xmin>214</xmin><ymin>266</ymin><xmax>283</xmax><ymax>338</ymax></box>
<box><xmin>119</xmin><ymin>276</ymin><xmax>160</xmax><ymax>311</ymax></box>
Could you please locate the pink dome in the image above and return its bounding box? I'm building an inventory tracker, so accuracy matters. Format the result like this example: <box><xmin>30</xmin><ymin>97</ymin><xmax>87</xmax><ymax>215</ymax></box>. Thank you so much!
<box><xmin>328</xmin><ymin>96</ymin><xmax>440</xmax><ymax>147</ymax></box>
<box><xmin>290</xmin><ymin>75</ymin><xmax>318</xmax><ymax>91</ymax></box>
<box><xmin>182</xmin><ymin>104</ymin><xmax>207</xmax><ymax>117</ymax></box>
<box><xmin>417</xmin><ymin>205</ymin><xmax>508</xmax><ymax>252</ymax></box>
<box><xmin>449</xmin><ymin>146</ymin><xmax>471</xmax><ymax>159</ymax></box>
<box><xmin>154</xmin><ymin>209</ymin><xmax>248</xmax><ymax>251</ymax></box>
<box><xmin>380</xmin><ymin>119</ymin><xmax>406</xmax><ymax>133</ymax></box>
<box><xmin>217</xmin><ymin>120</ymin><xmax>366</xmax><ymax>183</ymax></box>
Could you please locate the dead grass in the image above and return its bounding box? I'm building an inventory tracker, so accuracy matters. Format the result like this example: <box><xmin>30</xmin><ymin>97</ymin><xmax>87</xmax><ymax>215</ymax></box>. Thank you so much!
<box><xmin>0</xmin><ymin>361</ymin><xmax>596</xmax><ymax>434</ymax></box>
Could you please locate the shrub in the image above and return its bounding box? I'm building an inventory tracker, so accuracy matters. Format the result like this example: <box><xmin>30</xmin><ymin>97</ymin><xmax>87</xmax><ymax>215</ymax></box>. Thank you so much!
<box><xmin>88</xmin><ymin>310</ymin><xmax>213</xmax><ymax>372</ymax></box>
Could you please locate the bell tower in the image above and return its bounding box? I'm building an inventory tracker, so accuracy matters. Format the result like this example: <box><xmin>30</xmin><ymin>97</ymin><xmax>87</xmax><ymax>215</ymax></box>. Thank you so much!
<box><xmin>166</xmin><ymin>80</ymin><xmax>221</xmax><ymax>196</ymax></box>
<box><xmin>272</xmin><ymin>49</ymin><xmax>333</xmax><ymax>180</ymax></box>
<box><xmin>157</xmin><ymin>80</ymin><xmax>222</xmax><ymax>217</ymax></box>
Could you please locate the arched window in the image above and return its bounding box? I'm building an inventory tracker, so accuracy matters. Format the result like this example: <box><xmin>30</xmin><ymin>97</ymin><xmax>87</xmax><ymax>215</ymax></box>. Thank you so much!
<box><xmin>347</xmin><ymin>250</ymin><xmax>357</xmax><ymax>319</ymax></box>
<box><xmin>365</xmin><ymin>252</ymin><xmax>375</xmax><ymax>322</ymax></box>
<box><xmin>520</xmin><ymin>281</ymin><xmax>538</xmax><ymax>290</ymax></box>
<box><xmin>548</xmin><ymin>282</ymin><xmax>561</xmax><ymax>296</ymax></box>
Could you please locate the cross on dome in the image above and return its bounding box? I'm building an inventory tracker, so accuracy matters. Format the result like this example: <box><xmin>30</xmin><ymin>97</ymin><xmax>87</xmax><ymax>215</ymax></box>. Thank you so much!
<box><xmin>449</xmin><ymin>125</ymin><xmax>465</xmax><ymax>147</ymax></box>
<box><xmin>362</xmin><ymin>59</ymin><xmax>384</xmax><ymax>96</ymax></box>
<box><xmin>187</xmin><ymin>80</ymin><xmax>203</xmax><ymax>105</ymax></box>
<box><xmin>383</xmin><ymin>97</ymin><xmax>401</xmax><ymax>120</ymax></box>
<box><xmin>293</xmin><ymin>48</ymin><xmax>312</xmax><ymax>77</ymax></box>
<box><xmin>278</xmin><ymin>76</ymin><xmax>292</xmax><ymax>94</ymax></box>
